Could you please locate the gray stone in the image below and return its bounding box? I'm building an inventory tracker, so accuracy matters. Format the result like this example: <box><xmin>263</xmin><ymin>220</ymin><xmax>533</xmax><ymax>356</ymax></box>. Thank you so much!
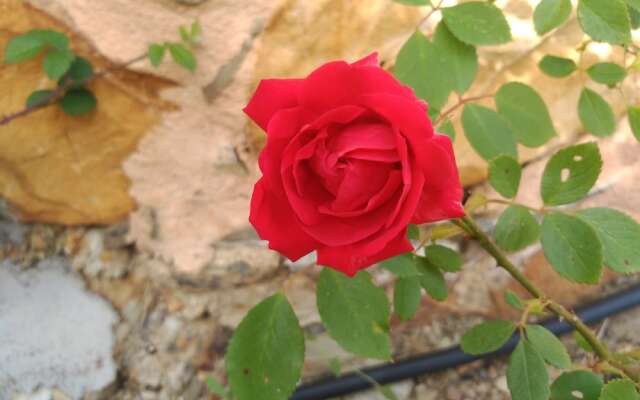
<box><xmin>0</xmin><ymin>258</ymin><xmax>118</xmax><ymax>400</ymax></box>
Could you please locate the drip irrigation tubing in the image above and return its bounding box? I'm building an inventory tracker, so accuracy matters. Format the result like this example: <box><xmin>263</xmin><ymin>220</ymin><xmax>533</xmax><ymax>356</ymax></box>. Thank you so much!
<box><xmin>290</xmin><ymin>283</ymin><xmax>640</xmax><ymax>400</ymax></box>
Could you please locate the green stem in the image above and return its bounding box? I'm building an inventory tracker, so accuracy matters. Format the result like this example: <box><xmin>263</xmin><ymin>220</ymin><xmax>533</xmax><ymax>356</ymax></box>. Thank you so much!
<box><xmin>454</xmin><ymin>214</ymin><xmax>639</xmax><ymax>382</ymax></box>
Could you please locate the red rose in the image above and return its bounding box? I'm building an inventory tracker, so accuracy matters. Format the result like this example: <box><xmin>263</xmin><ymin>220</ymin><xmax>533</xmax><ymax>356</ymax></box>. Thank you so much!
<box><xmin>245</xmin><ymin>53</ymin><xmax>465</xmax><ymax>276</ymax></box>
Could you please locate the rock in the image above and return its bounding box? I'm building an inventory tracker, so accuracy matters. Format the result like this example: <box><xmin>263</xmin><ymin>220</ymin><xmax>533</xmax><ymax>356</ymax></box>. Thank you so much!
<box><xmin>348</xmin><ymin>380</ymin><xmax>413</xmax><ymax>400</ymax></box>
<box><xmin>0</xmin><ymin>258</ymin><xmax>118</xmax><ymax>399</ymax></box>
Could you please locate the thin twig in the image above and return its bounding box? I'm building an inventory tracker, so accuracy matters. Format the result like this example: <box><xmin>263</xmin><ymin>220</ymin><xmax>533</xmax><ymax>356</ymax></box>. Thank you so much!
<box><xmin>0</xmin><ymin>53</ymin><xmax>147</xmax><ymax>127</ymax></box>
<box><xmin>434</xmin><ymin>94</ymin><xmax>494</xmax><ymax>125</ymax></box>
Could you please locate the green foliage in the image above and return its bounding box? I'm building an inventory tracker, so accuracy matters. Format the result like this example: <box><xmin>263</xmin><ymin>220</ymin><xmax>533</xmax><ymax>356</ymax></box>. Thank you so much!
<box><xmin>407</xmin><ymin>224</ymin><xmax>420</xmax><ymax>241</ymax></box>
<box><xmin>27</xmin><ymin>29</ymin><xmax>69</xmax><ymax>50</ymax></box>
<box><xmin>587</xmin><ymin>62</ymin><xmax>627</xmax><ymax>85</ymax></box>
<box><xmin>488</xmin><ymin>155</ymin><xmax>521</xmax><ymax>198</ymax></box>
<box><xmin>461</xmin><ymin>104</ymin><xmax>518</xmax><ymax>161</ymax></box>
<box><xmin>394</xmin><ymin>277</ymin><xmax>422</xmax><ymax>321</ymax></box>
<box><xmin>66</xmin><ymin>57</ymin><xmax>94</xmax><ymax>82</ymax></box>
<box><xmin>438</xmin><ymin>118</ymin><xmax>456</xmax><ymax>141</ymax></box>
<box><xmin>394</xmin><ymin>31</ymin><xmax>451</xmax><ymax>110</ymax></box>
<box><xmin>25</xmin><ymin>90</ymin><xmax>54</xmax><ymax>108</ymax></box>
<box><xmin>541</xmin><ymin>212</ymin><xmax>603</xmax><ymax>284</ymax></box>
<box><xmin>574</xmin><ymin>331</ymin><xmax>595</xmax><ymax>353</ymax></box>
<box><xmin>578</xmin><ymin>88</ymin><xmax>616</xmax><ymax>137</ymax></box>
<box><xmin>600</xmin><ymin>379</ymin><xmax>640</xmax><ymax>400</ymax></box>
<box><xmin>59</xmin><ymin>88</ymin><xmax>97</xmax><ymax>116</ymax></box>
<box><xmin>629</xmin><ymin>107</ymin><xmax>640</xmax><ymax>142</ymax></box>
<box><xmin>380</xmin><ymin>253</ymin><xmax>421</xmax><ymax>277</ymax></box>
<box><xmin>550</xmin><ymin>370</ymin><xmax>603</xmax><ymax>400</ymax></box>
<box><xmin>225</xmin><ymin>293</ymin><xmax>304</xmax><ymax>400</ymax></box>
<box><xmin>504</xmin><ymin>290</ymin><xmax>525</xmax><ymax>310</ymax></box>
<box><xmin>495</xmin><ymin>82</ymin><xmax>556</xmax><ymax>147</ymax></box>
<box><xmin>424</xmin><ymin>244</ymin><xmax>462</xmax><ymax>272</ymax></box>
<box><xmin>507</xmin><ymin>340</ymin><xmax>550</xmax><ymax>400</ymax></box>
<box><xmin>534</xmin><ymin>0</ymin><xmax>572</xmax><ymax>35</ymax></box>
<box><xmin>495</xmin><ymin>205</ymin><xmax>541</xmax><ymax>252</ymax></box>
<box><xmin>577</xmin><ymin>208</ymin><xmax>640</xmax><ymax>273</ymax></box>
<box><xmin>206</xmin><ymin>376</ymin><xmax>229</xmax><ymax>399</ymax></box>
<box><xmin>317</xmin><ymin>269</ymin><xmax>391</xmax><ymax>359</ymax></box>
<box><xmin>540</xmin><ymin>142</ymin><xmax>603</xmax><ymax>206</ymax></box>
<box><xmin>4</xmin><ymin>34</ymin><xmax>45</xmax><ymax>64</ymax></box>
<box><xmin>441</xmin><ymin>2</ymin><xmax>512</xmax><ymax>46</ymax></box>
<box><xmin>433</xmin><ymin>22</ymin><xmax>478</xmax><ymax>94</ymax></box>
<box><xmin>43</xmin><ymin>49</ymin><xmax>74</xmax><ymax>80</ymax></box>
<box><xmin>539</xmin><ymin>55</ymin><xmax>577</xmax><ymax>78</ymax></box>
<box><xmin>169</xmin><ymin>43</ymin><xmax>197</xmax><ymax>72</ymax></box>
<box><xmin>461</xmin><ymin>320</ymin><xmax>516</xmax><ymax>355</ymax></box>
<box><xmin>148</xmin><ymin>44</ymin><xmax>166</xmax><ymax>67</ymax></box>
<box><xmin>525</xmin><ymin>325</ymin><xmax>572</xmax><ymax>369</ymax></box>
<box><xmin>416</xmin><ymin>257</ymin><xmax>448</xmax><ymax>301</ymax></box>
<box><xmin>577</xmin><ymin>0</ymin><xmax>631</xmax><ymax>44</ymax></box>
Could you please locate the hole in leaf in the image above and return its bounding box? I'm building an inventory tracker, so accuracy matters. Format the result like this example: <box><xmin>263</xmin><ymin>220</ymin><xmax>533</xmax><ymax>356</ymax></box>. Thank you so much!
<box><xmin>573</xmin><ymin>155</ymin><xmax>583</xmax><ymax>162</ymax></box>
<box><xmin>561</xmin><ymin>168</ymin><xmax>570</xmax><ymax>182</ymax></box>
<box><xmin>570</xmin><ymin>390</ymin><xmax>584</xmax><ymax>399</ymax></box>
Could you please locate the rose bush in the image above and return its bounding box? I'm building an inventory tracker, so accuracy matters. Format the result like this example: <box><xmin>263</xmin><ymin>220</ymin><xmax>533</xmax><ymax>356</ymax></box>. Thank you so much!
<box><xmin>245</xmin><ymin>53</ymin><xmax>464</xmax><ymax>275</ymax></box>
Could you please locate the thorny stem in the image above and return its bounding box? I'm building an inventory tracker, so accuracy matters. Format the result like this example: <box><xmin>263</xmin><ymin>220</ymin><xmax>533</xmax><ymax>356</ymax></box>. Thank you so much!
<box><xmin>415</xmin><ymin>0</ymin><xmax>445</xmax><ymax>31</ymax></box>
<box><xmin>0</xmin><ymin>53</ymin><xmax>147</xmax><ymax>127</ymax></box>
<box><xmin>435</xmin><ymin>94</ymin><xmax>494</xmax><ymax>126</ymax></box>
<box><xmin>453</xmin><ymin>214</ymin><xmax>640</xmax><ymax>383</ymax></box>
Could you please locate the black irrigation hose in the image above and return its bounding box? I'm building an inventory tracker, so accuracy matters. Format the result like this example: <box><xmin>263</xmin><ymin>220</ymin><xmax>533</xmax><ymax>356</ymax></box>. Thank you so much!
<box><xmin>291</xmin><ymin>283</ymin><xmax>640</xmax><ymax>400</ymax></box>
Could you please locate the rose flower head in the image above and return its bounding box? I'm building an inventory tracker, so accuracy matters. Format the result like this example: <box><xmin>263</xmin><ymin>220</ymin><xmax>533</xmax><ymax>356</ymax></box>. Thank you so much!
<box><xmin>245</xmin><ymin>53</ymin><xmax>464</xmax><ymax>276</ymax></box>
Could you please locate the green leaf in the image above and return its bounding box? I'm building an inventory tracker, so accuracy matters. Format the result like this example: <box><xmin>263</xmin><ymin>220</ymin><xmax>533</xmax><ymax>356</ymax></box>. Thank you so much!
<box><xmin>148</xmin><ymin>43</ymin><xmax>166</xmax><ymax>67</ymax></box>
<box><xmin>534</xmin><ymin>0</ymin><xmax>572</xmax><ymax>35</ymax></box>
<box><xmin>27</xmin><ymin>29</ymin><xmax>69</xmax><ymax>50</ymax></box>
<box><xmin>600</xmin><ymin>379</ymin><xmax>640</xmax><ymax>400</ymax></box>
<box><xmin>25</xmin><ymin>90</ymin><xmax>54</xmax><ymax>108</ymax></box>
<box><xmin>541</xmin><ymin>212</ymin><xmax>603</xmax><ymax>284</ymax></box>
<box><xmin>317</xmin><ymin>269</ymin><xmax>391</xmax><ymax>359</ymax></box>
<box><xmin>539</xmin><ymin>55</ymin><xmax>578</xmax><ymax>78</ymax></box>
<box><xmin>628</xmin><ymin>0</ymin><xmax>640</xmax><ymax>12</ymax></box>
<box><xmin>461</xmin><ymin>104</ymin><xmax>518</xmax><ymax>161</ymax></box>
<box><xmin>587</xmin><ymin>62</ymin><xmax>627</xmax><ymax>85</ymax></box>
<box><xmin>504</xmin><ymin>290</ymin><xmax>525</xmax><ymax>310</ymax></box>
<box><xmin>495</xmin><ymin>82</ymin><xmax>556</xmax><ymax>147</ymax></box>
<box><xmin>525</xmin><ymin>325</ymin><xmax>572</xmax><ymax>369</ymax></box>
<box><xmin>540</xmin><ymin>142</ymin><xmax>603</xmax><ymax>206</ymax></box>
<box><xmin>205</xmin><ymin>376</ymin><xmax>227</xmax><ymax>398</ymax></box>
<box><xmin>577</xmin><ymin>208</ymin><xmax>640</xmax><ymax>273</ymax></box>
<box><xmin>424</xmin><ymin>244</ymin><xmax>462</xmax><ymax>273</ymax></box>
<box><xmin>394</xmin><ymin>277</ymin><xmax>422</xmax><ymax>321</ymax></box>
<box><xmin>630</xmin><ymin>5</ymin><xmax>640</xmax><ymax>29</ymax></box>
<box><xmin>441</xmin><ymin>2</ymin><xmax>512</xmax><ymax>46</ymax></box>
<box><xmin>380</xmin><ymin>253</ymin><xmax>421</xmax><ymax>278</ymax></box>
<box><xmin>393</xmin><ymin>0</ymin><xmax>430</xmax><ymax>5</ymax></box>
<box><xmin>226</xmin><ymin>293</ymin><xmax>304</xmax><ymax>400</ymax></box>
<box><xmin>495</xmin><ymin>205</ymin><xmax>541</xmax><ymax>252</ymax></box>
<box><xmin>59</xmin><ymin>88</ymin><xmax>97</xmax><ymax>116</ymax></box>
<box><xmin>179</xmin><ymin>25</ymin><xmax>190</xmax><ymax>43</ymax></box>
<box><xmin>4</xmin><ymin>34</ymin><xmax>45</xmax><ymax>64</ymax></box>
<box><xmin>407</xmin><ymin>224</ymin><xmax>420</xmax><ymax>241</ymax></box>
<box><xmin>488</xmin><ymin>155</ymin><xmax>521</xmax><ymax>198</ymax></box>
<box><xmin>191</xmin><ymin>20</ymin><xmax>203</xmax><ymax>43</ymax></box>
<box><xmin>43</xmin><ymin>49</ymin><xmax>74</xmax><ymax>80</ymax></box>
<box><xmin>416</xmin><ymin>257</ymin><xmax>448</xmax><ymax>301</ymax></box>
<box><xmin>65</xmin><ymin>57</ymin><xmax>93</xmax><ymax>82</ymax></box>
<box><xmin>394</xmin><ymin>31</ymin><xmax>451</xmax><ymax>110</ymax></box>
<box><xmin>629</xmin><ymin>107</ymin><xmax>640</xmax><ymax>142</ymax></box>
<box><xmin>578</xmin><ymin>0</ymin><xmax>631</xmax><ymax>44</ymax></box>
<box><xmin>574</xmin><ymin>331</ymin><xmax>595</xmax><ymax>353</ymax></box>
<box><xmin>438</xmin><ymin>118</ymin><xmax>456</xmax><ymax>141</ymax></box>
<box><xmin>433</xmin><ymin>22</ymin><xmax>478</xmax><ymax>94</ymax></box>
<box><xmin>461</xmin><ymin>320</ymin><xmax>516</xmax><ymax>355</ymax></box>
<box><xmin>507</xmin><ymin>340</ymin><xmax>550</xmax><ymax>400</ymax></box>
<box><xmin>168</xmin><ymin>43</ymin><xmax>196</xmax><ymax>71</ymax></box>
<box><xmin>550</xmin><ymin>370</ymin><xmax>603</xmax><ymax>400</ymax></box>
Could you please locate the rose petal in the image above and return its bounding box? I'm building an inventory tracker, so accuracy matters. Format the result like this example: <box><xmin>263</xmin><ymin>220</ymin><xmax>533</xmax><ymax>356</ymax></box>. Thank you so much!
<box><xmin>302</xmin><ymin>61</ymin><xmax>417</xmax><ymax>113</ymax></box>
<box><xmin>412</xmin><ymin>134</ymin><xmax>465</xmax><ymax>223</ymax></box>
<box><xmin>244</xmin><ymin>79</ymin><xmax>303</xmax><ymax>131</ymax></box>
<box><xmin>249</xmin><ymin>178</ymin><xmax>318</xmax><ymax>261</ymax></box>
<box><xmin>317</xmin><ymin>230</ymin><xmax>413</xmax><ymax>276</ymax></box>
